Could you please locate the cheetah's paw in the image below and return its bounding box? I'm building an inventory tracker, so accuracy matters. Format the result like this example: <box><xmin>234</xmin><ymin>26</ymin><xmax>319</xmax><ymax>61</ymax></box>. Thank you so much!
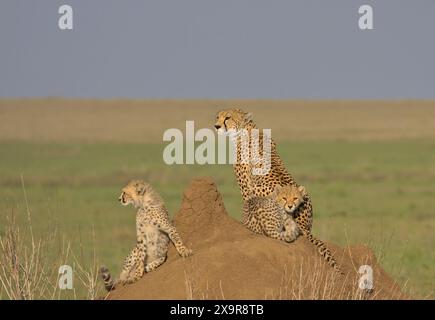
<box><xmin>178</xmin><ymin>246</ymin><xmax>193</xmax><ymax>258</ymax></box>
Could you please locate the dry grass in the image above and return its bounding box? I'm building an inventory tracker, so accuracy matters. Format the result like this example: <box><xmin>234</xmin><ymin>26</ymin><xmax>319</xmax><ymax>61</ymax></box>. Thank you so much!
<box><xmin>265</xmin><ymin>258</ymin><xmax>409</xmax><ymax>300</ymax></box>
<box><xmin>0</xmin><ymin>215</ymin><xmax>102</xmax><ymax>300</ymax></box>
<box><xmin>0</xmin><ymin>213</ymin><xmax>58</xmax><ymax>299</ymax></box>
<box><xmin>0</xmin><ymin>177</ymin><xmax>102</xmax><ymax>300</ymax></box>
<box><xmin>1</xmin><ymin>99</ymin><xmax>434</xmax><ymax>143</ymax></box>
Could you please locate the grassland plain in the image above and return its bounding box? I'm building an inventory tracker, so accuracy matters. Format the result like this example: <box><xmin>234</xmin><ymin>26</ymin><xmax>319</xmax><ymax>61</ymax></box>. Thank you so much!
<box><xmin>0</xmin><ymin>99</ymin><xmax>434</xmax><ymax>299</ymax></box>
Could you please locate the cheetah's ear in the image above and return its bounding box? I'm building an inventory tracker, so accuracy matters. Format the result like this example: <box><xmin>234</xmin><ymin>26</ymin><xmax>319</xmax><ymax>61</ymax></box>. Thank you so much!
<box><xmin>136</xmin><ymin>183</ymin><xmax>146</xmax><ymax>196</ymax></box>
<box><xmin>298</xmin><ymin>185</ymin><xmax>307</xmax><ymax>197</ymax></box>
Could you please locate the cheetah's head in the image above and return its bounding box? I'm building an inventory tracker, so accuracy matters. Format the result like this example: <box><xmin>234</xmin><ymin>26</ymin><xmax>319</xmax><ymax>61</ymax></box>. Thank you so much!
<box><xmin>272</xmin><ymin>184</ymin><xmax>307</xmax><ymax>214</ymax></box>
<box><xmin>214</xmin><ymin>108</ymin><xmax>253</xmax><ymax>136</ymax></box>
<box><xmin>119</xmin><ymin>180</ymin><xmax>161</xmax><ymax>209</ymax></box>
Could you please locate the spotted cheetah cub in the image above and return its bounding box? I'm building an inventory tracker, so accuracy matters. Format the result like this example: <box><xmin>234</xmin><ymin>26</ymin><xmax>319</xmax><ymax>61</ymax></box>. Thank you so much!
<box><xmin>243</xmin><ymin>185</ymin><xmax>304</xmax><ymax>243</ymax></box>
<box><xmin>100</xmin><ymin>180</ymin><xmax>192</xmax><ymax>291</ymax></box>
<box><xmin>243</xmin><ymin>184</ymin><xmax>343</xmax><ymax>274</ymax></box>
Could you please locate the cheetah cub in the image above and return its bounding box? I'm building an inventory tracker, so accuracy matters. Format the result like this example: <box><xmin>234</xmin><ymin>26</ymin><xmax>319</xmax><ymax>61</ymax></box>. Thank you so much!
<box><xmin>243</xmin><ymin>184</ymin><xmax>343</xmax><ymax>274</ymax></box>
<box><xmin>100</xmin><ymin>180</ymin><xmax>192</xmax><ymax>291</ymax></box>
<box><xmin>243</xmin><ymin>185</ymin><xmax>304</xmax><ymax>243</ymax></box>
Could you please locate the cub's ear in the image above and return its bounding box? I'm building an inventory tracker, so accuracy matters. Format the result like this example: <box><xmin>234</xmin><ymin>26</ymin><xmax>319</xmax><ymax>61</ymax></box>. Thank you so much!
<box><xmin>298</xmin><ymin>185</ymin><xmax>307</xmax><ymax>197</ymax></box>
<box><xmin>135</xmin><ymin>183</ymin><xmax>146</xmax><ymax>195</ymax></box>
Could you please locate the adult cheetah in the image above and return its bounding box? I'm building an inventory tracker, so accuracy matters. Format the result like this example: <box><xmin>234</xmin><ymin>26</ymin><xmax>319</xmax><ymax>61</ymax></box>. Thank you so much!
<box><xmin>214</xmin><ymin>108</ymin><xmax>313</xmax><ymax>232</ymax></box>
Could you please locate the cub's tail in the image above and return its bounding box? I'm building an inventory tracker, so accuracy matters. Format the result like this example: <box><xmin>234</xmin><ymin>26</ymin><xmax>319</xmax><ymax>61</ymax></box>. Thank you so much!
<box><xmin>100</xmin><ymin>266</ymin><xmax>116</xmax><ymax>291</ymax></box>
<box><xmin>301</xmin><ymin>229</ymin><xmax>344</xmax><ymax>275</ymax></box>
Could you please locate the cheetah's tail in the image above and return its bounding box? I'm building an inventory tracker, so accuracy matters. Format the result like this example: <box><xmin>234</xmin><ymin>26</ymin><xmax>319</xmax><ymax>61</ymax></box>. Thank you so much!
<box><xmin>99</xmin><ymin>266</ymin><xmax>116</xmax><ymax>291</ymax></box>
<box><xmin>301</xmin><ymin>230</ymin><xmax>344</xmax><ymax>275</ymax></box>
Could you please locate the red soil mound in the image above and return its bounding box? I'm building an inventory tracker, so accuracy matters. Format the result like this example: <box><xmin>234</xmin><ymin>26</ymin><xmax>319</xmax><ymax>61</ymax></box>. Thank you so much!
<box><xmin>107</xmin><ymin>177</ymin><xmax>407</xmax><ymax>300</ymax></box>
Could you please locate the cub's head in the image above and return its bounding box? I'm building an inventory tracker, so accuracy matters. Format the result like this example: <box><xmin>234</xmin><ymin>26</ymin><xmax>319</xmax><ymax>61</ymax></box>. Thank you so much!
<box><xmin>272</xmin><ymin>184</ymin><xmax>307</xmax><ymax>214</ymax></box>
<box><xmin>214</xmin><ymin>108</ymin><xmax>253</xmax><ymax>135</ymax></box>
<box><xmin>118</xmin><ymin>180</ymin><xmax>161</xmax><ymax>209</ymax></box>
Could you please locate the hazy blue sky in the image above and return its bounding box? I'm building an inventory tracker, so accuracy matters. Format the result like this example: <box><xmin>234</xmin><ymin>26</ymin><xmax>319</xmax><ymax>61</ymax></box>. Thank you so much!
<box><xmin>1</xmin><ymin>0</ymin><xmax>434</xmax><ymax>99</ymax></box>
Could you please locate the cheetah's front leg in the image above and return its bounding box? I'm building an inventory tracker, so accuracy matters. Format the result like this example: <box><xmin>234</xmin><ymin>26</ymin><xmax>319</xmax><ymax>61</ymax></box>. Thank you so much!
<box><xmin>159</xmin><ymin>221</ymin><xmax>193</xmax><ymax>258</ymax></box>
<box><xmin>261</xmin><ymin>218</ymin><xmax>298</xmax><ymax>243</ymax></box>
<box><xmin>282</xmin><ymin>217</ymin><xmax>301</xmax><ymax>243</ymax></box>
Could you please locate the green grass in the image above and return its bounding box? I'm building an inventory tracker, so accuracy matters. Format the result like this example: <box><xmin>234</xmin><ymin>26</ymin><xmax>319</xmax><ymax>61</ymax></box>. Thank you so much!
<box><xmin>0</xmin><ymin>140</ymin><xmax>434</xmax><ymax>298</ymax></box>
